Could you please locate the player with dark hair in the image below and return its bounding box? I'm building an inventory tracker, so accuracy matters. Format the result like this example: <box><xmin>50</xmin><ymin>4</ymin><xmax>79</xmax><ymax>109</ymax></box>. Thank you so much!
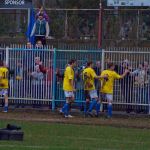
<box><xmin>0</xmin><ymin>60</ymin><xmax>9</xmax><ymax>112</ymax></box>
<box><xmin>100</xmin><ymin>62</ymin><xmax>129</xmax><ymax>118</ymax></box>
<box><xmin>83</xmin><ymin>61</ymin><xmax>107</xmax><ymax>117</ymax></box>
<box><xmin>60</xmin><ymin>59</ymin><xmax>76</xmax><ymax>118</ymax></box>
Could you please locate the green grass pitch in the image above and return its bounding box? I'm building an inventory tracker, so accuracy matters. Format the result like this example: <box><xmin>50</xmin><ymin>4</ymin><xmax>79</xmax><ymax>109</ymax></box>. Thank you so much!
<box><xmin>0</xmin><ymin>120</ymin><xmax>150</xmax><ymax>150</ymax></box>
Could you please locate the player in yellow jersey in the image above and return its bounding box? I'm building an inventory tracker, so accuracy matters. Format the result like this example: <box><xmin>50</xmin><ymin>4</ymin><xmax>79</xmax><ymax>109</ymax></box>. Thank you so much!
<box><xmin>83</xmin><ymin>61</ymin><xmax>107</xmax><ymax>117</ymax></box>
<box><xmin>0</xmin><ymin>61</ymin><xmax>9</xmax><ymax>112</ymax></box>
<box><xmin>60</xmin><ymin>59</ymin><xmax>76</xmax><ymax>118</ymax></box>
<box><xmin>100</xmin><ymin>62</ymin><xmax>129</xmax><ymax>118</ymax></box>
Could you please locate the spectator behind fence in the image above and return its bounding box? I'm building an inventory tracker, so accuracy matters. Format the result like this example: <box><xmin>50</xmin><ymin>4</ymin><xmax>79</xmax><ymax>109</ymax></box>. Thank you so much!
<box><xmin>30</xmin><ymin>13</ymin><xmax>49</xmax><ymax>46</ymax></box>
<box><xmin>35</xmin><ymin>40</ymin><xmax>43</xmax><ymax>49</ymax></box>
<box><xmin>31</xmin><ymin>65</ymin><xmax>44</xmax><ymax>98</ymax></box>
<box><xmin>46</xmin><ymin>60</ymin><xmax>53</xmax><ymax>82</ymax></box>
<box><xmin>26</xmin><ymin>42</ymin><xmax>32</xmax><ymax>49</ymax></box>
<box><xmin>44</xmin><ymin>60</ymin><xmax>53</xmax><ymax>99</ymax></box>
<box><xmin>34</xmin><ymin>57</ymin><xmax>46</xmax><ymax>74</ymax></box>
<box><xmin>31</xmin><ymin>65</ymin><xmax>44</xmax><ymax>85</ymax></box>
<box><xmin>16</xmin><ymin>62</ymin><xmax>23</xmax><ymax>80</ymax></box>
<box><xmin>14</xmin><ymin>62</ymin><xmax>25</xmax><ymax>108</ymax></box>
<box><xmin>35</xmin><ymin>57</ymin><xmax>41</xmax><ymax>65</ymax></box>
<box><xmin>132</xmin><ymin>63</ymin><xmax>149</xmax><ymax>114</ymax></box>
<box><xmin>119</xmin><ymin>59</ymin><xmax>134</xmax><ymax>113</ymax></box>
<box><xmin>55</xmin><ymin>68</ymin><xmax>64</xmax><ymax>101</ymax></box>
<box><xmin>119</xmin><ymin>21</ymin><xmax>131</xmax><ymax>40</ymax></box>
<box><xmin>35</xmin><ymin>40</ymin><xmax>46</xmax><ymax>59</ymax></box>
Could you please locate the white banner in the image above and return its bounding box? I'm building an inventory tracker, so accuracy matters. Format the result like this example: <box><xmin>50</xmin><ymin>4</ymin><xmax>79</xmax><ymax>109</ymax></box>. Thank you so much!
<box><xmin>0</xmin><ymin>0</ymin><xmax>32</xmax><ymax>8</ymax></box>
<box><xmin>107</xmin><ymin>0</ymin><xmax>150</xmax><ymax>6</ymax></box>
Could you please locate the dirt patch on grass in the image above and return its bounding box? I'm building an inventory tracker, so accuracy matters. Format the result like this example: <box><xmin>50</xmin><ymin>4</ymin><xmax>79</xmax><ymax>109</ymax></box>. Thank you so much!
<box><xmin>0</xmin><ymin>109</ymin><xmax>150</xmax><ymax>129</ymax></box>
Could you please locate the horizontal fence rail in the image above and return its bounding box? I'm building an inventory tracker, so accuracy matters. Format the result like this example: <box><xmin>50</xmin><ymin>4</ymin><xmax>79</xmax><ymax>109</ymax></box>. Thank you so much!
<box><xmin>0</xmin><ymin>46</ymin><xmax>149</xmax><ymax>114</ymax></box>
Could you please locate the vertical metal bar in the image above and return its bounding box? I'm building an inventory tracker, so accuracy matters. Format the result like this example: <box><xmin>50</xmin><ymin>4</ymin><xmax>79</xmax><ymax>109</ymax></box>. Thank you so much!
<box><xmin>98</xmin><ymin>0</ymin><xmax>103</xmax><ymax>49</ymax></box>
<box><xmin>52</xmin><ymin>48</ymin><xmax>57</xmax><ymax>111</ymax></box>
<box><xmin>27</xmin><ymin>8</ymin><xmax>31</xmax><ymax>28</ymax></box>
<box><xmin>6</xmin><ymin>47</ymin><xmax>9</xmax><ymax>67</ymax></box>
<box><xmin>101</xmin><ymin>49</ymin><xmax>105</xmax><ymax>71</ymax></box>
<box><xmin>100</xmin><ymin>49</ymin><xmax>105</xmax><ymax>111</ymax></box>
<box><xmin>64</xmin><ymin>10</ymin><xmax>68</xmax><ymax>39</ymax></box>
<box><xmin>137</xmin><ymin>10</ymin><xmax>140</xmax><ymax>42</ymax></box>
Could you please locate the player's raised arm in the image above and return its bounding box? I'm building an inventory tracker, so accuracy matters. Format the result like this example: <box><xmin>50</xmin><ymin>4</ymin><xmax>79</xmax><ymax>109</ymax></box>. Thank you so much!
<box><xmin>120</xmin><ymin>69</ymin><xmax>130</xmax><ymax>79</ymax></box>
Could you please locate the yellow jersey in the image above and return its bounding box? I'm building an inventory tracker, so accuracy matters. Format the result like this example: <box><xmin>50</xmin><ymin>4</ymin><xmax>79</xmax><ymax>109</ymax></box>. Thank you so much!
<box><xmin>63</xmin><ymin>66</ymin><xmax>74</xmax><ymax>91</ymax></box>
<box><xmin>83</xmin><ymin>67</ymin><xmax>97</xmax><ymax>91</ymax></box>
<box><xmin>0</xmin><ymin>67</ymin><xmax>9</xmax><ymax>89</ymax></box>
<box><xmin>100</xmin><ymin>70</ymin><xmax>121</xmax><ymax>94</ymax></box>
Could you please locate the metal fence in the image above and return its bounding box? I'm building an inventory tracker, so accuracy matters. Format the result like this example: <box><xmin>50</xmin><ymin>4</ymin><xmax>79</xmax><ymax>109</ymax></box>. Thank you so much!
<box><xmin>0</xmin><ymin>8</ymin><xmax>99</xmax><ymax>40</ymax></box>
<box><xmin>54</xmin><ymin>50</ymin><xmax>102</xmax><ymax>104</ymax></box>
<box><xmin>46</xmin><ymin>9</ymin><xmax>99</xmax><ymax>40</ymax></box>
<box><xmin>1</xmin><ymin>8</ymin><xmax>150</xmax><ymax>47</ymax></box>
<box><xmin>0</xmin><ymin>46</ymin><xmax>54</xmax><ymax>107</ymax></box>
<box><xmin>104</xmin><ymin>47</ymin><xmax>150</xmax><ymax>113</ymax></box>
<box><xmin>0</xmin><ymin>9</ymin><xmax>28</xmax><ymax>37</ymax></box>
<box><xmin>0</xmin><ymin>46</ymin><xmax>150</xmax><ymax>114</ymax></box>
<box><xmin>103</xmin><ymin>9</ymin><xmax>150</xmax><ymax>41</ymax></box>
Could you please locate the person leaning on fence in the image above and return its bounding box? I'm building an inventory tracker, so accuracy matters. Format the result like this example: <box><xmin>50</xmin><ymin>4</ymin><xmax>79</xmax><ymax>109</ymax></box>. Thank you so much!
<box><xmin>0</xmin><ymin>61</ymin><xmax>9</xmax><ymax>112</ymax></box>
<box><xmin>100</xmin><ymin>62</ymin><xmax>129</xmax><ymax>118</ymax></box>
<box><xmin>59</xmin><ymin>59</ymin><xmax>76</xmax><ymax>118</ymax></box>
<box><xmin>82</xmin><ymin>61</ymin><xmax>108</xmax><ymax>117</ymax></box>
<box><xmin>30</xmin><ymin>13</ymin><xmax>49</xmax><ymax>46</ymax></box>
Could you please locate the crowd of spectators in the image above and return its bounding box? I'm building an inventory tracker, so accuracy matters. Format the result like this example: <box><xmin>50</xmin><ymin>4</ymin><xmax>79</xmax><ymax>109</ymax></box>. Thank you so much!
<box><xmin>113</xmin><ymin>59</ymin><xmax>150</xmax><ymax>114</ymax></box>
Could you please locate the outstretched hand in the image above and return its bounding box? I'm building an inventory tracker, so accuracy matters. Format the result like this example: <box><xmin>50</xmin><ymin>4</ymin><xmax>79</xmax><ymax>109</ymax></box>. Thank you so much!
<box><xmin>125</xmin><ymin>69</ymin><xmax>130</xmax><ymax>74</ymax></box>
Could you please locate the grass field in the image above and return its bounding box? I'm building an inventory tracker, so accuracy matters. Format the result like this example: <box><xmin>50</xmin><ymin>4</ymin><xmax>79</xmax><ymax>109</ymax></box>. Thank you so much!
<box><xmin>0</xmin><ymin>120</ymin><xmax>150</xmax><ymax>150</ymax></box>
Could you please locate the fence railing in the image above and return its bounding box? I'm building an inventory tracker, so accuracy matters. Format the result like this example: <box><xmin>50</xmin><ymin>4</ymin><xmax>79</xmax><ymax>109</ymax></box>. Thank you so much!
<box><xmin>0</xmin><ymin>9</ymin><xmax>28</xmax><ymax>37</ymax></box>
<box><xmin>102</xmin><ymin>9</ymin><xmax>150</xmax><ymax>47</ymax></box>
<box><xmin>2</xmin><ymin>8</ymin><xmax>150</xmax><ymax>48</ymax></box>
<box><xmin>0</xmin><ymin>9</ymin><xmax>99</xmax><ymax>41</ymax></box>
<box><xmin>0</xmin><ymin>46</ymin><xmax>150</xmax><ymax>114</ymax></box>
